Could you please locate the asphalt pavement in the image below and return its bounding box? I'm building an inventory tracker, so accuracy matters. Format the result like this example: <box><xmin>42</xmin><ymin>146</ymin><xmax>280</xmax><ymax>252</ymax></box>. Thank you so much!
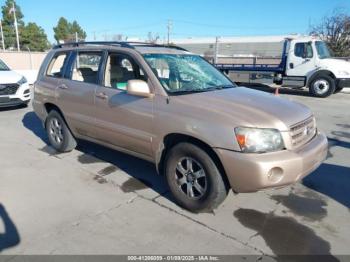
<box><xmin>0</xmin><ymin>88</ymin><xmax>349</xmax><ymax>259</ymax></box>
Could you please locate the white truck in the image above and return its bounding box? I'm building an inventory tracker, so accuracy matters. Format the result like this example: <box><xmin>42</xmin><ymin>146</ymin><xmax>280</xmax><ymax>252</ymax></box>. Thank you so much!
<box><xmin>214</xmin><ymin>36</ymin><xmax>350</xmax><ymax>97</ymax></box>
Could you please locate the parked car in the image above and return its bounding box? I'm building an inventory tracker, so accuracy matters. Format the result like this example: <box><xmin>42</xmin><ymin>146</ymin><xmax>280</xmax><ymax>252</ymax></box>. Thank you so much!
<box><xmin>0</xmin><ymin>58</ymin><xmax>31</xmax><ymax>107</ymax></box>
<box><xmin>33</xmin><ymin>42</ymin><xmax>328</xmax><ymax>212</ymax></box>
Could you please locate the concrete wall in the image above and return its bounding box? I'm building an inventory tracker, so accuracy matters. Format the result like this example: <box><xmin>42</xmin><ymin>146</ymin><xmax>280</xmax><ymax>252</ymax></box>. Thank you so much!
<box><xmin>0</xmin><ymin>51</ymin><xmax>47</xmax><ymax>84</ymax></box>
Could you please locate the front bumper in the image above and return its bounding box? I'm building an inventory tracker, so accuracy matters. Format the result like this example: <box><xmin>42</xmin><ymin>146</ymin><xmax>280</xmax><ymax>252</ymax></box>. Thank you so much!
<box><xmin>336</xmin><ymin>78</ymin><xmax>350</xmax><ymax>88</ymax></box>
<box><xmin>0</xmin><ymin>83</ymin><xmax>31</xmax><ymax>108</ymax></box>
<box><xmin>215</xmin><ymin>132</ymin><xmax>328</xmax><ymax>193</ymax></box>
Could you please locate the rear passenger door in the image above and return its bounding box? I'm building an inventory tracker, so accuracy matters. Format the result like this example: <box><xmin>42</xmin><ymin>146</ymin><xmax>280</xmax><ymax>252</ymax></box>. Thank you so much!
<box><xmin>56</xmin><ymin>51</ymin><xmax>103</xmax><ymax>139</ymax></box>
<box><xmin>94</xmin><ymin>51</ymin><xmax>154</xmax><ymax>157</ymax></box>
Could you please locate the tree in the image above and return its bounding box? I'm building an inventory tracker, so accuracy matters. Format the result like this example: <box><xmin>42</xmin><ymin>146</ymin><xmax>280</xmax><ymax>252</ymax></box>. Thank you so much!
<box><xmin>70</xmin><ymin>20</ymin><xmax>86</xmax><ymax>41</ymax></box>
<box><xmin>1</xmin><ymin>0</ymin><xmax>25</xmax><ymax>49</ymax></box>
<box><xmin>310</xmin><ymin>9</ymin><xmax>350</xmax><ymax>57</ymax></box>
<box><xmin>53</xmin><ymin>17</ymin><xmax>70</xmax><ymax>43</ymax></box>
<box><xmin>53</xmin><ymin>17</ymin><xmax>86</xmax><ymax>43</ymax></box>
<box><xmin>21</xmin><ymin>22</ymin><xmax>49</xmax><ymax>51</ymax></box>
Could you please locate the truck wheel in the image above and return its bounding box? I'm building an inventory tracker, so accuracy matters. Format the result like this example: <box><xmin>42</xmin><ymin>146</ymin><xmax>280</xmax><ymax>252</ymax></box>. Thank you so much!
<box><xmin>309</xmin><ymin>74</ymin><xmax>335</xmax><ymax>98</ymax></box>
<box><xmin>45</xmin><ymin>110</ymin><xmax>77</xmax><ymax>152</ymax></box>
<box><xmin>165</xmin><ymin>142</ymin><xmax>228</xmax><ymax>212</ymax></box>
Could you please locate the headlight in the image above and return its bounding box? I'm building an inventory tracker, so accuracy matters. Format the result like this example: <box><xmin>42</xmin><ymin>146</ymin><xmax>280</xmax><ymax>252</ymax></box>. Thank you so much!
<box><xmin>234</xmin><ymin>127</ymin><xmax>285</xmax><ymax>153</ymax></box>
<box><xmin>338</xmin><ymin>70</ymin><xmax>350</xmax><ymax>76</ymax></box>
<box><xmin>17</xmin><ymin>76</ymin><xmax>27</xmax><ymax>85</ymax></box>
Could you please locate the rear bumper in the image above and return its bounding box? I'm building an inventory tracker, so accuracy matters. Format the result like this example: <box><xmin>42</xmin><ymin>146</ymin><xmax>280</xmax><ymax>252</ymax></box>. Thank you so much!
<box><xmin>215</xmin><ymin>132</ymin><xmax>328</xmax><ymax>193</ymax></box>
<box><xmin>336</xmin><ymin>78</ymin><xmax>350</xmax><ymax>88</ymax></box>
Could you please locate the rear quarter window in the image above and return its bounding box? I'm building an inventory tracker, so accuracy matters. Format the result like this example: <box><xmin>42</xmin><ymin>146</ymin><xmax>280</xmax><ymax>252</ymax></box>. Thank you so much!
<box><xmin>46</xmin><ymin>52</ymin><xmax>70</xmax><ymax>78</ymax></box>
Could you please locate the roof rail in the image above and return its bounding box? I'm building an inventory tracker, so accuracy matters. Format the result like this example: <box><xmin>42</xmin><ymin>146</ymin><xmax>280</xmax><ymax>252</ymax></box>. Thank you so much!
<box><xmin>52</xmin><ymin>41</ymin><xmax>188</xmax><ymax>52</ymax></box>
<box><xmin>52</xmin><ymin>41</ymin><xmax>132</xmax><ymax>49</ymax></box>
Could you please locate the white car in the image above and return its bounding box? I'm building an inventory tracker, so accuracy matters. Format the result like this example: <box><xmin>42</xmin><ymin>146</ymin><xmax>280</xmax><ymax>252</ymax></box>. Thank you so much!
<box><xmin>0</xmin><ymin>58</ymin><xmax>31</xmax><ymax>107</ymax></box>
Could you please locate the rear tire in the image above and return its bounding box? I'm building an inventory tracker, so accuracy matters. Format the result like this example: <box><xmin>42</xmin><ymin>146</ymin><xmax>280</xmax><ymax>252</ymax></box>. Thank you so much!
<box><xmin>309</xmin><ymin>74</ymin><xmax>335</xmax><ymax>98</ymax></box>
<box><xmin>164</xmin><ymin>142</ymin><xmax>228</xmax><ymax>213</ymax></box>
<box><xmin>45</xmin><ymin>110</ymin><xmax>77</xmax><ymax>152</ymax></box>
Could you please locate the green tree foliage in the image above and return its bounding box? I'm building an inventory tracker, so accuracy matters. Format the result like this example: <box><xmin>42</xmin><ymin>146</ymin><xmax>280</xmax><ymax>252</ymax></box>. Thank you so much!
<box><xmin>1</xmin><ymin>0</ymin><xmax>49</xmax><ymax>51</ymax></box>
<box><xmin>21</xmin><ymin>22</ymin><xmax>49</xmax><ymax>51</ymax></box>
<box><xmin>53</xmin><ymin>17</ymin><xmax>87</xmax><ymax>43</ymax></box>
<box><xmin>1</xmin><ymin>0</ymin><xmax>24</xmax><ymax>49</ymax></box>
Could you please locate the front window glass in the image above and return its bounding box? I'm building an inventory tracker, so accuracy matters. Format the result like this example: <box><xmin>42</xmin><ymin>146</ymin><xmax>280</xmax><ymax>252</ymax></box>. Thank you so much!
<box><xmin>0</xmin><ymin>59</ymin><xmax>10</xmax><ymax>71</ymax></box>
<box><xmin>104</xmin><ymin>53</ymin><xmax>146</xmax><ymax>90</ymax></box>
<box><xmin>143</xmin><ymin>54</ymin><xmax>235</xmax><ymax>94</ymax></box>
<box><xmin>315</xmin><ymin>41</ymin><xmax>332</xmax><ymax>59</ymax></box>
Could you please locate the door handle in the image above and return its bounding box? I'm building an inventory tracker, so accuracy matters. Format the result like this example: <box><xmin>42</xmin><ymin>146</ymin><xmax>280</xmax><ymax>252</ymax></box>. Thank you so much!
<box><xmin>58</xmin><ymin>84</ymin><xmax>68</xmax><ymax>90</ymax></box>
<box><xmin>95</xmin><ymin>92</ymin><xmax>108</xmax><ymax>100</ymax></box>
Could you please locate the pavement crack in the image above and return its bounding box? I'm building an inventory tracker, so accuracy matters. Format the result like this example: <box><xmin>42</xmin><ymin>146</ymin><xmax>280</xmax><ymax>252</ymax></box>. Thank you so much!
<box><xmin>147</xmin><ymin>196</ymin><xmax>264</xmax><ymax>255</ymax></box>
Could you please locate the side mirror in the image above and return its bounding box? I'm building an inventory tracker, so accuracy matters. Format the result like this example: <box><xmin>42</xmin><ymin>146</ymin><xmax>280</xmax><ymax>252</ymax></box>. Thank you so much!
<box><xmin>127</xmin><ymin>80</ymin><xmax>153</xmax><ymax>98</ymax></box>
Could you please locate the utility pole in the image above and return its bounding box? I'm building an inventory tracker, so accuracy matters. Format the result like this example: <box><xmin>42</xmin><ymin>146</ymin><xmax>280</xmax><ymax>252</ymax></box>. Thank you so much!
<box><xmin>75</xmin><ymin>32</ymin><xmax>78</xmax><ymax>42</ymax></box>
<box><xmin>167</xmin><ymin>19</ymin><xmax>172</xmax><ymax>45</ymax></box>
<box><xmin>214</xmin><ymin>36</ymin><xmax>220</xmax><ymax>64</ymax></box>
<box><xmin>0</xmin><ymin>20</ymin><xmax>5</xmax><ymax>51</ymax></box>
<box><xmin>11</xmin><ymin>2</ymin><xmax>20</xmax><ymax>51</ymax></box>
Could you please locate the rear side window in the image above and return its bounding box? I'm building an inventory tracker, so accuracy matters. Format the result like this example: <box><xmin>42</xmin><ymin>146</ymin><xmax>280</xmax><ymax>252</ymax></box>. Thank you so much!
<box><xmin>70</xmin><ymin>52</ymin><xmax>103</xmax><ymax>84</ymax></box>
<box><xmin>294</xmin><ymin>43</ymin><xmax>313</xmax><ymax>58</ymax></box>
<box><xmin>46</xmin><ymin>53</ymin><xmax>69</xmax><ymax>78</ymax></box>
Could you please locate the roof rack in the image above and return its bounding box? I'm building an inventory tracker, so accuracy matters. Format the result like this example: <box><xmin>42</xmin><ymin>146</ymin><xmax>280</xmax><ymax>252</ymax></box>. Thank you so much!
<box><xmin>52</xmin><ymin>41</ymin><xmax>188</xmax><ymax>52</ymax></box>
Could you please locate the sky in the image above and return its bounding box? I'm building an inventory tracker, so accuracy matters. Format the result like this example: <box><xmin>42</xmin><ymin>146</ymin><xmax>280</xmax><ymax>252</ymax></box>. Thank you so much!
<box><xmin>7</xmin><ymin>0</ymin><xmax>350</xmax><ymax>43</ymax></box>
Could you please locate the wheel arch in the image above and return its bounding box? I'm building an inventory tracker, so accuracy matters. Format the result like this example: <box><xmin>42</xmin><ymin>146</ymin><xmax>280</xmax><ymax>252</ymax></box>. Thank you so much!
<box><xmin>157</xmin><ymin>133</ymin><xmax>230</xmax><ymax>190</ymax></box>
<box><xmin>307</xmin><ymin>70</ymin><xmax>336</xmax><ymax>87</ymax></box>
<box><xmin>43</xmin><ymin>103</ymin><xmax>74</xmax><ymax>136</ymax></box>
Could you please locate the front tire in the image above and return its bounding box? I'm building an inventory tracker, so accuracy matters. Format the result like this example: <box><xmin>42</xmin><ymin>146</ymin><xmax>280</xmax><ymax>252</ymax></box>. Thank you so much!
<box><xmin>45</xmin><ymin>110</ymin><xmax>77</xmax><ymax>152</ymax></box>
<box><xmin>165</xmin><ymin>142</ymin><xmax>228</xmax><ymax>212</ymax></box>
<box><xmin>309</xmin><ymin>74</ymin><xmax>335</xmax><ymax>98</ymax></box>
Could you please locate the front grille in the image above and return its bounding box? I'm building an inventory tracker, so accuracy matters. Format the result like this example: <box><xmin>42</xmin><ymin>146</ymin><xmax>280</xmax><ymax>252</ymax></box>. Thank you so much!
<box><xmin>0</xmin><ymin>84</ymin><xmax>19</xmax><ymax>95</ymax></box>
<box><xmin>289</xmin><ymin>116</ymin><xmax>317</xmax><ymax>148</ymax></box>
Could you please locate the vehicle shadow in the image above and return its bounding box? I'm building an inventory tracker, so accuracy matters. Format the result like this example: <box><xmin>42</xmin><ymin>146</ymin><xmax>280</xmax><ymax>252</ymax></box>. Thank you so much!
<box><xmin>240</xmin><ymin>83</ymin><xmax>312</xmax><ymax>97</ymax></box>
<box><xmin>76</xmin><ymin>140</ymin><xmax>171</xmax><ymax>199</ymax></box>
<box><xmin>0</xmin><ymin>204</ymin><xmax>21</xmax><ymax>253</ymax></box>
<box><xmin>21</xmin><ymin>111</ymin><xmax>171</xmax><ymax>202</ymax></box>
<box><xmin>303</xmin><ymin>163</ymin><xmax>350</xmax><ymax>208</ymax></box>
<box><xmin>22</xmin><ymin>111</ymin><xmax>48</xmax><ymax>143</ymax></box>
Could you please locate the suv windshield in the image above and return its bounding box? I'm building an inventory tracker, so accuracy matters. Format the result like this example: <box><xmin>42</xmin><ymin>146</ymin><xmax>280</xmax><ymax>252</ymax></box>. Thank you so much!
<box><xmin>315</xmin><ymin>41</ymin><xmax>332</xmax><ymax>59</ymax></box>
<box><xmin>0</xmin><ymin>59</ymin><xmax>10</xmax><ymax>71</ymax></box>
<box><xmin>143</xmin><ymin>54</ymin><xmax>235</xmax><ymax>94</ymax></box>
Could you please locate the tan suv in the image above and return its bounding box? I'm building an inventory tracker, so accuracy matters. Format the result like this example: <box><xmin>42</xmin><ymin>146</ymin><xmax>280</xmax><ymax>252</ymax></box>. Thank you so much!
<box><xmin>33</xmin><ymin>42</ymin><xmax>328</xmax><ymax>212</ymax></box>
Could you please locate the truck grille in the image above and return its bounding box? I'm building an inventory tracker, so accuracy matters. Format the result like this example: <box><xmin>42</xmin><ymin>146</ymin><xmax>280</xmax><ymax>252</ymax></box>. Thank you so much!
<box><xmin>290</xmin><ymin>116</ymin><xmax>317</xmax><ymax>148</ymax></box>
<box><xmin>0</xmin><ymin>84</ymin><xmax>19</xmax><ymax>96</ymax></box>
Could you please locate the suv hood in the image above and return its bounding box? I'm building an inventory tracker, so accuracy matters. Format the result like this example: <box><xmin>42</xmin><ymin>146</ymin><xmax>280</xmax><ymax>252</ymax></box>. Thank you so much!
<box><xmin>0</xmin><ymin>70</ymin><xmax>22</xmax><ymax>84</ymax></box>
<box><xmin>172</xmin><ymin>87</ymin><xmax>312</xmax><ymax>131</ymax></box>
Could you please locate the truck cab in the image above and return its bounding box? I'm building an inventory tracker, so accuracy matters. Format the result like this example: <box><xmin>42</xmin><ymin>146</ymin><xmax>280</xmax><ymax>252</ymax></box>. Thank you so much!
<box><xmin>285</xmin><ymin>37</ymin><xmax>350</xmax><ymax>97</ymax></box>
<box><xmin>213</xmin><ymin>36</ymin><xmax>350</xmax><ymax>98</ymax></box>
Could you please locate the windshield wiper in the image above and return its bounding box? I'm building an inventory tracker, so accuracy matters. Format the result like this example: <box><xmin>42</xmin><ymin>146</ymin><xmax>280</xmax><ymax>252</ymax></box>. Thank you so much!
<box><xmin>169</xmin><ymin>85</ymin><xmax>235</xmax><ymax>95</ymax></box>
<box><xmin>205</xmin><ymin>85</ymin><xmax>234</xmax><ymax>90</ymax></box>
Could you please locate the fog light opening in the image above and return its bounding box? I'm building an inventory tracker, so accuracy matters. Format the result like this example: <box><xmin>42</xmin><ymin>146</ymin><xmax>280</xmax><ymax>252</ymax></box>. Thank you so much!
<box><xmin>268</xmin><ymin>167</ymin><xmax>284</xmax><ymax>183</ymax></box>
